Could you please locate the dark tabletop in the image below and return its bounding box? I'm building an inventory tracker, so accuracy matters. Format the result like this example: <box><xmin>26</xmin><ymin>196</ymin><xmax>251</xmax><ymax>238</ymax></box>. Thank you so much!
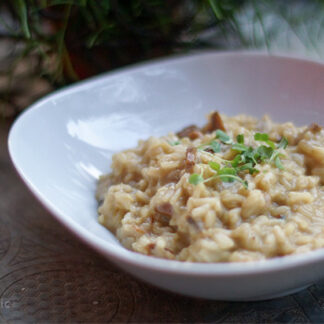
<box><xmin>2</xmin><ymin>120</ymin><xmax>324</xmax><ymax>323</ymax></box>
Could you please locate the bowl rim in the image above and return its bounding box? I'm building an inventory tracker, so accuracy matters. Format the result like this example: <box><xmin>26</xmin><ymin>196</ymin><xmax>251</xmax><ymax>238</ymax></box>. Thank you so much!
<box><xmin>8</xmin><ymin>50</ymin><xmax>324</xmax><ymax>277</ymax></box>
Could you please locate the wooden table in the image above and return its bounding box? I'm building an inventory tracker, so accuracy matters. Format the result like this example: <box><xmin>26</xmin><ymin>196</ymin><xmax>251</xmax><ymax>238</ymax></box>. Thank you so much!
<box><xmin>2</xmin><ymin>120</ymin><xmax>324</xmax><ymax>323</ymax></box>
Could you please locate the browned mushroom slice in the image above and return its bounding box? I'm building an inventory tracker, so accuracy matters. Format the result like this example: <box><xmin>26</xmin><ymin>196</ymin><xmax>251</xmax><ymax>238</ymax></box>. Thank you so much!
<box><xmin>185</xmin><ymin>146</ymin><xmax>197</xmax><ymax>173</ymax></box>
<box><xmin>308</xmin><ymin>123</ymin><xmax>322</xmax><ymax>133</ymax></box>
<box><xmin>154</xmin><ymin>202</ymin><xmax>173</xmax><ymax>225</ymax></box>
<box><xmin>176</xmin><ymin>125</ymin><xmax>202</xmax><ymax>140</ymax></box>
<box><xmin>155</xmin><ymin>202</ymin><xmax>173</xmax><ymax>217</ymax></box>
<box><xmin>201</xmin><ymin>111</ymin><xmax>226</xmax><ymax>134</ymax></box>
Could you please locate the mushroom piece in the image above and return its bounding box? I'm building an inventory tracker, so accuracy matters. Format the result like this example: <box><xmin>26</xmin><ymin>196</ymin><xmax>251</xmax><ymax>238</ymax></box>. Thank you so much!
<box><xmin>154</xmin><ymin>202</ymin><xmax>173</xmax><ymax>225</ymax></box>
<box><xmin>201</xmin><ymin>111</ymin><xmax>226</xmax><ymax>134</ymax></box>
<box><xmin>177</xmin><ymin>125</ymin><xmax>202</xmax><ymax>140</ymax></box>
<box><xmin>155</xmin><ymin>202</ymin><xmax>173</xmax><ymax>217</ymax></box>
<box><xmin>308</xmin><ymin>123</ymin><xmax>322</xmax><ymax>133</ymax></box>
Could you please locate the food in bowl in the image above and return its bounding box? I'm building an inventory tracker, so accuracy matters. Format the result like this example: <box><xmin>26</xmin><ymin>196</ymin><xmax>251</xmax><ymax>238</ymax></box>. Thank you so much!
<box><xmin>96</xmin><ymin>112</ymin><xmax>324</xmax><ymax>262</ymax></box>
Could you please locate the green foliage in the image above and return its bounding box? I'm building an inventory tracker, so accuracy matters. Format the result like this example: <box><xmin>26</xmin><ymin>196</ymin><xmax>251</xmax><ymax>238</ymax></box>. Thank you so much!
<box><xmin>0</xmin><ymin>0</ymin><xmax>324</xmax><ymax>118</ymax></box>
<box><xmin>215</xmin><ymin>129</ymin><xmax>233</xmax><ymax>144</ymax></box>
<box><xmin>189</xmin><ymin>173</ymin><xmax>204</xmax><ymax>185</ymax></box>
<box><xmin>190</xmin><ymin>131</ymin><xmax>288</xmax><ymax>188</ymax></box>
<box><xmin>0</xmin><ymin>0</ymin><xmax>244</xmax><ymax>86</ymax></box>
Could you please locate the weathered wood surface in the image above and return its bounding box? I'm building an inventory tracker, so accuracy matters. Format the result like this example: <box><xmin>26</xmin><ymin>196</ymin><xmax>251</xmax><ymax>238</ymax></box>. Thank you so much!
<box><xmin>1</xmin><ymin>120</ymin><xmax>324</xmax><ymax>323</ymax></box>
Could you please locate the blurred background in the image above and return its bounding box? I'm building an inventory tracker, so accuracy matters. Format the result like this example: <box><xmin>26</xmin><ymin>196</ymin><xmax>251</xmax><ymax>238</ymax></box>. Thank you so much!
<box><xmin>1</xmin><ymin>0</ymin><xmax>324</xmax><ymax>121</ymax></box>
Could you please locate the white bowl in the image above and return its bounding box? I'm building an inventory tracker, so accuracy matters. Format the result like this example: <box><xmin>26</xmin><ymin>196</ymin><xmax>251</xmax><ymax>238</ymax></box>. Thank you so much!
<box><xmin>8</xmin><ymin>52</ymin><xmax>324</xmax><ymax>301</ymax></box>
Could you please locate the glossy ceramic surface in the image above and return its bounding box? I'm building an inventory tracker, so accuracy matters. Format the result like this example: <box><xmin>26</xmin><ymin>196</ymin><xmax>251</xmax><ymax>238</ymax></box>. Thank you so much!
<box><xmin>8</xmin><ymin>52</ymin><xmax>324</xmax><ymax>300</ymax></box>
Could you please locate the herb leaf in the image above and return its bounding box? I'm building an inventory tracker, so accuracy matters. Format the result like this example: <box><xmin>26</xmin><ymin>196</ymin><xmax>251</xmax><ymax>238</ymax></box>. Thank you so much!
<box><xmin>254</xmin><ymin>132</ymin><xmax>269</xmax><ymax>141</ymax></box>
<box><xmin>218</xmin><ymin>167</ymin><xmax>237</xmax><ymax>182</ymax></box>
<box><xmin>231</xmin><ymin>154</ymin><xmax>242</xmax><ymax>167</ymax></box>
<box><xmin>215</xmin><ymin>130</ymin><xmax>232</xmax><ymax>144</ymax></box>
<box><xmin>236</xmin><ymin>134</ymin><xmax>244</xmax><ymax>144</ymax></box>
<box><xmin>237</xmin><ymin>162</ymin><xmax>258</xmax><ymax>174</ymax></box>
<box><xmin>189</xmin><ymin>173</ymin><xmax>204</xmax><ymax>185</ymax></box>
<box><xmin>243</xmin><ymin>147</ymin><xmax>257</xmax><ymax>165</ymax></box>
<box><xmin>197</xmin><ymin>140</ymin><xmax>221</xmax><ymax>153</ymax></box>
<box><xmin>208</xmin><ymin>161</ymin><xmax>221</xmax><ymax>171</ymax></box>
<box><xmin>210</xmin><ymin>140</ymin><xmax>221</xmax><ymax>153</ymax></box>
<box><xmin>218</xmin><ymin>174</ymin><xmax>248</xmax><ymax>188</ymax></box>
<box><xmin>277</xmin><ymin>137</ymin><xmax>288</xmax><ymax>149</ymax></box>
<box><xmin>257</xmin><ymin>145</ymin><xmax>273</xmax><ymax>161</ymax></box>
<box><xmin>254</xmin><ymin>132</ymin><xmax>276</xmax><ymax>149</ymax></box>
<box><xmin>232</xmin><ymin>143</ymin><xmax>248</xmax><ymax>152</ymax></box>
<box><xmin>275</xmin><ymin>155</ymin><xmax>284</xmax><ymax>170</ymax></box>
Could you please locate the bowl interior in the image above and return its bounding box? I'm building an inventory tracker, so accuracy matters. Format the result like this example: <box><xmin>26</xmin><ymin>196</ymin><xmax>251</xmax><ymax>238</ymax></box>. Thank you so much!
<box><xmin>8</xmin><ymin>52</ymin><xmax>324</xmax><ymax>259</ymax></box>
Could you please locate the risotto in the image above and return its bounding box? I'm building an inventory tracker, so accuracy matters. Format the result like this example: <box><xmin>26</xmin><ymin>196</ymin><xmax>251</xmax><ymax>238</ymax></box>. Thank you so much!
<box><xmin>96</xmin><ymin>112</ymin><xmax>324</xmax><ymax>262</ymax></box>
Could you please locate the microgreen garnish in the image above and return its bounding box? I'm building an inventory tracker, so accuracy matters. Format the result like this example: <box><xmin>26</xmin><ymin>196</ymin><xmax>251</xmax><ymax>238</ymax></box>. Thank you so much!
<box><xmin>189</xmin><ymin>131</ymin><xmax>289</xmax><ymax>188</ymax></box>
<box><xmin>218</xmin><ymin>167</ymin><xmax>237</xmax><ymax>182</ymax></box>
<box><xmin>275</xmin><ymin>155</ymin><xmax>284</xmax><ymax>170</ymax></box>
<box><xmin>232</xmin><ymin>143</ymin><xmax>248</xmax><ymax>152</ymax></box>
<box><xmin>254</xmin><ymin>132</ymin><xmax>269</xmax><ymax>142</ymax></box>
<box><xmin>188</xmin><ymin>173</ymin><xmax>204</xmax><ymax>185</ymax></box>
<box><xmin>236</xmin><ymin>134</ymin><xmax>244</xmax><ymax>144</ymax></box>
<box><xmin>277</xmin><ymin>137</ymin><xmax>288</xmax><ymax>149</ymax></box>
<box><xmin>190</xmin><ymin>166</ymin><xmax>248</xmax><ymax>188</ymax></box>
<box><xmin>210</xmin><ymin>140</ymin><xmax>221</xmax><ymax>153</ymax></box>
<box><xmin>237</xmin><ymin>162</ymin><xmax>258</xmax><ymax>174</ymax></box>
<box><xmin>257</xmin><ymin>145</ymin><xmax>273</xmax><ymax>161</ymax></box>
<box><xmin>208</xmin><ymin>161</ymin><xmax>221</xmax><ymax>171</ymax></box>
<box><xmin>218</xmin><ymin>175</ymin><xmax>248</xmax><ymax>188</ymax></box>
<box><xmin>231</xmin><ymin>154</ymin><xmax>241</xmax><ymax>167</ymax></box>
<box><xmin>215</xmin><ymin>130</ymin><xmax>233</xmax><ymax>144</ymax></box>
<box><xmin>198</xmin><ymin>140</ymin><xmax>221</xmax><ymax>153</ymax></box>
<box><xmin>254</xmin><ymin>132</ymin><xmax>276</xmax><ymax>149</ymax></box>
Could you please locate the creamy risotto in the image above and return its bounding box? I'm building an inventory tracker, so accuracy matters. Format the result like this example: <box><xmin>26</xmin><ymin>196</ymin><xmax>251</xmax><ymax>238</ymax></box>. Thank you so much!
<box><xmin>96</xmin><ymin>112</ymin><xmax>324</xmax><ymax>262</ymax></box>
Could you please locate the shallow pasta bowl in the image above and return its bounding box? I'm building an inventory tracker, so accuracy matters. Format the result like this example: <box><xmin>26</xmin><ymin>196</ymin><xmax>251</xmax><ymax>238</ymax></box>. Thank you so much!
<box><xmin>8</xmin><ymin>51</ymin><xmax>324</xmax><ymax>301</ymax></box>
